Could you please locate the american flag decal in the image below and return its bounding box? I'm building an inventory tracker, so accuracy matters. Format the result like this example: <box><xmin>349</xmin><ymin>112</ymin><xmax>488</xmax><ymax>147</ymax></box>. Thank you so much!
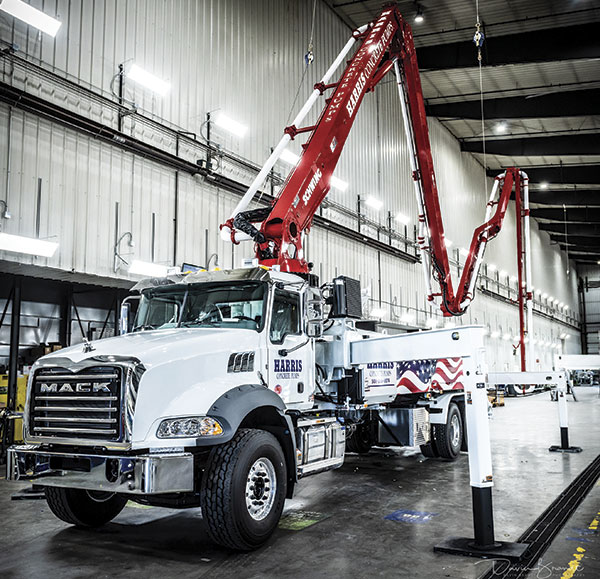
<box><xmin>396</xmin><ymin>358</ymin><xmax>464</xmax><ymax>394</ymax></box>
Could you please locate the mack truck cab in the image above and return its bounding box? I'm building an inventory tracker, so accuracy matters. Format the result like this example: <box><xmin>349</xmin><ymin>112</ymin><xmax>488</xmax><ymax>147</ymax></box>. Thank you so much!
<box><xmin>8</xmin><ymin>267</ymin><xmax>467</xmax><ymax>550</ymax></box>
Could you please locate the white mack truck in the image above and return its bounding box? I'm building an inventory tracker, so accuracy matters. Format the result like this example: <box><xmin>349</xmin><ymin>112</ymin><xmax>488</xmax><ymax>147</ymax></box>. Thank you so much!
<box><xmin>8</xmin><ymin>267</ymin><xmax>481</xmax><ymax>550</ymax></box>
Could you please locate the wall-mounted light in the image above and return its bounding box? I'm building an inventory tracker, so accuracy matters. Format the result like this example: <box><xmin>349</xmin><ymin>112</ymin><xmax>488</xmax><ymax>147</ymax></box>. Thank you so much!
<box><xmin>213</xmin><ymin>113</ymin><xmax>247</xmax><ymax>137</ymax></box>
<box><xmin>0</xmin><ymin>232</ymin><xmax>58</xmax><ymax>257</ymax></box>
<box><xmin>540</xmin><ymin>182</ymin><xmax>549</xmax><ymax>190</ymax></box>
<box><xmin>114</xmin><ymin>231</ymin><xmax>135</xmax><ymax>273</ymax></box>
<box><xmin>395</xmin><ymin>212</ymin><xmax>410</xmax><ymax>225</ymax></box>
<box><xmin>0</xmin><ymin>0</ymin><xmax>62</xmax><ymax>37</ymax></box>
<box><xmin>370</xmin><ymin>307</ymin><xmax>386</xmax><ymax>318</ymax></box>
<box><xmin>459</xmin><ymin>247</ymin><xmax>469</xmax><ymax>257</ymax></box>
<box><xmin>126</xmin><ymin>64</ymin><xmax>170</xmax><ymax>96</ymax></box>
<box><xmin>444</xmin><ymin>238</ymin><xmax>453</xmax><ymax>248</ymax></box>
<box><xmin>502</xmin><ymin>332</ymin><xmax>510</xmax><ymax>341</ymax></box>
<box><xmin>330</xmin><ymin>176</ymin><xmax>349</xmax><ymax>191</ymax></box>
<box><xmin>365</xmin><ymin>196</ymin><xmax>383</xmax><ymax>210</ymax></box>
<box><xmin>488</xmin><ymin>263</ymin><xmax>497</xmax><ymax>272</ymax></box>
<box><xmin>129</xmin><ymin>260</ymin><xmax>170</xmax><ymax>277</ymax></box>
<box><xmin>0</xmin><ymin>199</ymin><xmax>11</xmax><ymax>219</ymax></box>
<box><xmin>491</xmin><ymin>331</ymin><xmax>501</xmax><ymax>339</ymax></box>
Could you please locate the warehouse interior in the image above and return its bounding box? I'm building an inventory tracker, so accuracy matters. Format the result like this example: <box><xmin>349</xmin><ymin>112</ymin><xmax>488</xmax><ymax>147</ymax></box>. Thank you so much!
<box><xmin>1</xmin><ymin>1</ymin><xmax>599</xmax><ymax>577</ymax></box>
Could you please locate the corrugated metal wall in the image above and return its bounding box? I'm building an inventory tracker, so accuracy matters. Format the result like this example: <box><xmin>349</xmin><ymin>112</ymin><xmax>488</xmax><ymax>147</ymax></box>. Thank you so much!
<box><xmin>0</xmin><ymin>0</ymin><xmax>580</xmax><ymax>369</ymax></box>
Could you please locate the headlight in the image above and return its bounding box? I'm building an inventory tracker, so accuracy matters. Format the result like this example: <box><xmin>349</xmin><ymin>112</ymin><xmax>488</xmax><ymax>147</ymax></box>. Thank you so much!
<box><xmin>156</xmin><ymin>416</ymin><xmax>223</xmax><ymax>438</ymax></box>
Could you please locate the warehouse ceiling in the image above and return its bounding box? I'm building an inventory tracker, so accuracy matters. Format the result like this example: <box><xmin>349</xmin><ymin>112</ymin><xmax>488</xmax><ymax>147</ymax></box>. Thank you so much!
<box><xmin>325</xmin><ymin>0</ymin><xmax>600</xmax><ymax>264</ymax></box>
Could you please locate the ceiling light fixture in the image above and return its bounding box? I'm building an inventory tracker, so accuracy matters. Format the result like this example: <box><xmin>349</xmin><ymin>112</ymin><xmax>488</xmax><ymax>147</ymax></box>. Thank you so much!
<box><xmin>0</xmin><ymin>0</ymin><xmax>62</xmax><ymax>37</ymax></box>
<box><xmin>414</xmin><ymin>3</ymin><xmax>424</xmax><ymax>23</ymax></box>
<box><xmin>0</xmin><ymin>232</ymin><xmax>58</xmax><ymax>257</ymax></box>
<box><xmin>494</xmin><ymin>121</ymin><xmax>507</xmax><ymax>134</ymax></box>
<box><xmin>126</xmin><ymin>64</ymin><xmax>170</xmax><ymax>96</ymax></box>
<box><xmin>540</xmin><ymin>182</ymin><xmax>549</xmax><ymax>190</ymax></box>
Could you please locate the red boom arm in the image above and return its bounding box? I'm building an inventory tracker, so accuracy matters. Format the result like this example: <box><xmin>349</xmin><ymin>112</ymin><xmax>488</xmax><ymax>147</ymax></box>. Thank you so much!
<box><xmin>222</xmin><ymin>4</ymin><xmax>523</xmax><ymax>316</ymax></box>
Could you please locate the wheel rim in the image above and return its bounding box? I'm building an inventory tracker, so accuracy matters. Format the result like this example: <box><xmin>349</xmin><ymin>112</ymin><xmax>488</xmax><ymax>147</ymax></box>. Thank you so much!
<box><xmin>450</xmin><ymin>413</ymin><xmax>461</xmax><ymax>450</ymax></box>
<box><xmin>245</xmin><ymin>457</ymin><xmax>277</xmax><ymax>521</ymax></box>
<box><xmin>85</xmin><ymin>490</ymin><xmax>115</xmax><ymax>503</ymax></box>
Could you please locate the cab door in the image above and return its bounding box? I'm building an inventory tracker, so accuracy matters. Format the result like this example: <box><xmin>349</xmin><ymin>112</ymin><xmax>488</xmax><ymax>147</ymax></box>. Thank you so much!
<box><xmin>267</xmin><ymin>288</ymin><xmax>314</xmax><ymax>408</ymax></box>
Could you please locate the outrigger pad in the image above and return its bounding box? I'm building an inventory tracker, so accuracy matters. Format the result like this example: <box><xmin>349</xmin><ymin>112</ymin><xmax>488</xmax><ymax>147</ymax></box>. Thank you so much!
<box><xmin>434</xmin><ymin>537</ymin><xmax>529</xmax><ymax>561</ymax></box>
<box><xmin>549</xmin><ymin>445</ymin><xmax>583</xmax><ymax>453</ymax></box>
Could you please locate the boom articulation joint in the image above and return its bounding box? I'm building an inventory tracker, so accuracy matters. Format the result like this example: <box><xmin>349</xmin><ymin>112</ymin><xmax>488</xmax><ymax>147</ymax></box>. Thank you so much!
<box><xmin>220</xmin><ymin>3</ymin><xmax>526</xmax><ymax>321</ymax></box>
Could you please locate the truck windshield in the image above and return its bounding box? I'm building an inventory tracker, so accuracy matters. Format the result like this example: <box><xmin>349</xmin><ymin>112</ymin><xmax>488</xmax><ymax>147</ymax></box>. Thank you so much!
<box><xmin>133</xmin><ymin>282</ymin><xmax>267</xmax><ymax>332</ymax></box>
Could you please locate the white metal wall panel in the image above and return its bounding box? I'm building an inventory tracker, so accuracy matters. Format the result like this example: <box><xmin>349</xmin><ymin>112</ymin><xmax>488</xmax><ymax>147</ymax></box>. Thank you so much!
<box><xmin>0</xmin><ymin>1</ymin><xmax>580</xmax><ymax>369</ymax></box>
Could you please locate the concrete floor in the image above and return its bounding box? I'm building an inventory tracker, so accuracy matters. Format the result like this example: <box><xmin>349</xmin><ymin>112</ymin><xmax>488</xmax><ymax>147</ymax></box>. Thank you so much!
<box><xmin>1</xmin><ymin>386</ymin><xmax>599</xmax><ymax>579</ymax></box>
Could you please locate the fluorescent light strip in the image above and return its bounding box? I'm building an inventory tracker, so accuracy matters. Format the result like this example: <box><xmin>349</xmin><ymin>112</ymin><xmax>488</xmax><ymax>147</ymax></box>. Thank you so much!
<box><xmin>213</xmin><ymin>113</ymin><xmax>247</xmax><ymax>137</ymax></box>
<box><xmin>0</xmin><ymin>0</ymin><xmax>61</xmax><ymax>37</ymax></box>
<box><xmin>395</xmin><ymin>212</ymin><xmax>410</xmax><ymax>225</ymax></box>
<box><xmin>330</xmin><ymin>176</ymin><xmax>348</xmax><ymax>191</ymax></box>
<box><xmin>279</xmin><ymin>149</ymin><xmax>300</xmax><ymax>165</ymax></box>
<box><xmin>129</xmin><ymin>260</ymin><xmax>170</xmax><ymax>277</ymax></box>
<box><xmin>126</xmin><ymin>64</ymin><xmax>170</xmax><ymax>96</ymax></box>
<box><xmin>0</xmin><ymin>232</ymin><xmax>58</xmax><ymax>257</ymax></box>
<box><xmin>365</xmin><ymin>196</ymin><xmax>383</xmax><ymax>210</ymax></box>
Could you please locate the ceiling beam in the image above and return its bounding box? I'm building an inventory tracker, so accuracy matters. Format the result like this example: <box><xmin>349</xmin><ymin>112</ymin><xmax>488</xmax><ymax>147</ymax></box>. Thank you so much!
<box><xmin>561</xmin><ymin>248</ymin><xmax>600</xmax><ymax>257</ymax></box>
<box><xmin>539</xmin><ymin>222</ymin><xmax>600</xmax><ymax>236</ymax></box>
<box><xmin>552</xmin><ymin>235</ymin><xmax>600</xmax><ymax>247</ymax></box>
<box><xmin>527</xmin><ymin>190</ymin><xmax>600</xmax><ymax>206</ymax></box>
<box><xmin>426</xmin><ymin>89</ymin><xmax>600</xmax><ymax>119</ymax></box>
<box><xmin>531</xmin><ymin>207</ymin><xmax>600</xmax><ymax>222</ymax></box>
<box><xmin>487</xmin><ymin>165</ymin><xmax>600</xmax><ymax>184</ymax></box>
<box><xmin>416</xmin><ymin>23</ymin><xmax>600</xmax><ymax>71</ymax></box>
<box><xmin>463</xmin><ymin>134</ymin><xmax>600</xmax><ymax>156</ymax></box>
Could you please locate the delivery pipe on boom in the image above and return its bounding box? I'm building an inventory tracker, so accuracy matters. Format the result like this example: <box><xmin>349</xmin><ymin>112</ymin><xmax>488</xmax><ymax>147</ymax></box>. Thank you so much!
<box><xmin>220</xmin><ymin>3</ymin><xmax>526</xmax><ymax>320</ymax></box>
<box><xmin>220</xmin><ymin>24</ymin><xmax>369</xmax><ymax>245</ymax></box>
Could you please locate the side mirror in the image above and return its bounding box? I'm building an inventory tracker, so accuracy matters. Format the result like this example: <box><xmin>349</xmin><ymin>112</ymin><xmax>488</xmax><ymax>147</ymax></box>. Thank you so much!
<box><xmin>119</xmin><ymin>303</ymin><xmax>130</xmax><ymax>335</ymax></box>
<box><xmin>305</xmin><ymin>288</ymin><xmax>324</xmax><ymax>339</ymax></box>
<box><xmin>306</xmin><ymin>319</ymin><xmax>322</xmax><ymax>339</ymax></box>
<box><xmin>119</xmin><ymin>296</ymin><xmax>140</xmax><ymax>335</ymax></box>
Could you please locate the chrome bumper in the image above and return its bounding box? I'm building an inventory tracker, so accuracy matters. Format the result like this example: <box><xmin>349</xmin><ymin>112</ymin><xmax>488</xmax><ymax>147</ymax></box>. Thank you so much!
<box><xmin>7</xmin><ymin>445</ymin><xmax>194</xmax><ymax>495</ymax></box>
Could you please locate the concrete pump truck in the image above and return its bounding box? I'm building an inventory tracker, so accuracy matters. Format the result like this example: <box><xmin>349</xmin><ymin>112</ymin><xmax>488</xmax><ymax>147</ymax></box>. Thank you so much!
<box><xmin>8</xmin><ymin>4</ymin><xmax>528</xmax><ymax>550</ymax></box>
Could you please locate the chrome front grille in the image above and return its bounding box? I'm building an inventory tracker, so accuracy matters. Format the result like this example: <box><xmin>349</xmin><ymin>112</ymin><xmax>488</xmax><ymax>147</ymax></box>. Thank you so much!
<box><xmin>30</xmin><ymin>366</ymin><xmax>123</xmax><ymax>442</ymax></box>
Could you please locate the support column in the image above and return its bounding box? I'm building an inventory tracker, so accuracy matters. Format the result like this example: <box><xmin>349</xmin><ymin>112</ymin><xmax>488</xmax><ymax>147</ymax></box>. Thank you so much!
<box><xmin>5</xmin><ymin>277</ymin><xmax>21</xmax><ymax>449</ymax></box>
<box><xmin>549</xmin><ymin>376</ymin><xmax>582</xmax><ymax>453</ymax></box>
<box><xmin>434</xmin><ymin>354</ymin><xmax>528</xmax><ymax>561</ymax></box>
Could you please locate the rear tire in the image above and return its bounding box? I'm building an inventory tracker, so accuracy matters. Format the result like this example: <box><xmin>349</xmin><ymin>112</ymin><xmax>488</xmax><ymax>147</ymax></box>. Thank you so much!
<box><xmin>432</xmin><ymin>402</ymin><xmax>463</xmax><ymax>460</ymax></box>
<box><xmin>420</xmin><ymin>440</ymin><xmax>439</xmax><ymax>458</ymax></box>
<box><xmin>345</xmin><ymin>422</ymin><xmax>373</xmax><ymax>454</ymax></box>
<box><xmin>44</xmin><ymin>487</ymin><xmax>127</xmax><ymax>527</ymax></box>
<box><xmin>201</xmin><ymin>428</ymin><xmax>287</xmax><ymax>551</ymax></box>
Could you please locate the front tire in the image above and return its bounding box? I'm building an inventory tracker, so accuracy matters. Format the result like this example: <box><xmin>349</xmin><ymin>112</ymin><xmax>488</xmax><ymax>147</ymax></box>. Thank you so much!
<box><xmin>44</xmin><ymin>487</ymin><xmax>127</xmax><ymax>527</ymax></box>
<box><xmin>201</xmin><ymin>428</ymin><xmax>287</xmax><ymax>550</ymax></box>
<box><xmin>432</xmin><ymin>402</ymin><xmax>463</xmax><ymax>460</ymax></box>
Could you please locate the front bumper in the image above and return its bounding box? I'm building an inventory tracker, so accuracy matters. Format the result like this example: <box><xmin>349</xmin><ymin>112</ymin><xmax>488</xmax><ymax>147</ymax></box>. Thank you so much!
<box><xmin>7</xmin><ymin>445</ymin><xmax>194</xmax><ymax>495</ymax></box>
